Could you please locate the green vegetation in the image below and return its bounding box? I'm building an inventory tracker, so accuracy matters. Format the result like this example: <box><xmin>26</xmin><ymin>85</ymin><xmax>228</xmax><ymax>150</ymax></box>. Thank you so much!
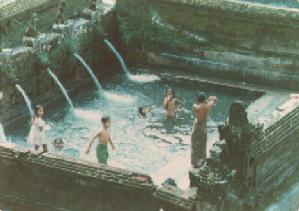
<box><xmin>49</xmin><ymin>37</ymin><xmax>78</xmax><ymax>80</ymax></box>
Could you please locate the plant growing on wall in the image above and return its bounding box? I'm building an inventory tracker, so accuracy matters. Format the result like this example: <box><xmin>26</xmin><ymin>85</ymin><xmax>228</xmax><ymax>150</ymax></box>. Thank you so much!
<box><xmin>49</xmin><ymin>37</ymin><xmax>78</xmax><ymax>81</ymax></box>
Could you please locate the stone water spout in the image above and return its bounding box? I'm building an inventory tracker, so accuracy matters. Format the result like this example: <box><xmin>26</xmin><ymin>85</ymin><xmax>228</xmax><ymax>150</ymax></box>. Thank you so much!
<box><xmin>103</xmin><ymin>39</ymin><xmax>160</xmax><ymax>83</ymax></box>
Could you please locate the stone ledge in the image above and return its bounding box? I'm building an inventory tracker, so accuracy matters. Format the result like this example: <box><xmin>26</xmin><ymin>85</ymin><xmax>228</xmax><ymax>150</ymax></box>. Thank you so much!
<box><xmin>0</xmin><ymin>145</ymin><xmax>156</xmax><ymax>193</ymax></box>
<box><xmin>154</xmin><ymin>184</ymin><xmax>197</xmax><ymax>211</ymax></box>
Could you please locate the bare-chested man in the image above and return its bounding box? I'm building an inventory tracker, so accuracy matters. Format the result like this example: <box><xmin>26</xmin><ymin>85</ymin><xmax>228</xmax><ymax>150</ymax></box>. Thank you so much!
<box><xmin>163</xmin><ymin>88</ymin><xmax>180</xmax><ymax>118</ymax></box>
<box><xmin>86</xmin><ymin>116</ymin><xmax>115</xmax><ymax>164</ymax></box>
<box><xmin>191</xmin><ymin>92</ymin><xmax>217</xmax><ymax>168</ymax></box>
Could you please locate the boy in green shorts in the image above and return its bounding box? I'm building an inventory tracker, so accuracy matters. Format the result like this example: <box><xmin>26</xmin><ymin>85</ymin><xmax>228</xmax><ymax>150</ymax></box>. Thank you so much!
<box><xmin>85</xmin><ymin>116</ymin><xmax>115</xmax><ymax>164</ymax></box>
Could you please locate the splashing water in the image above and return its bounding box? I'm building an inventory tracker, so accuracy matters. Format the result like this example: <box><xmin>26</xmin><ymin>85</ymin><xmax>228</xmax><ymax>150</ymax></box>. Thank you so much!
<box><xmin>104</xmin><ymin>92</ymin><xmax>135</xmax><ymax>104</ymax></box>
<box><xmin>74</xmin><ymin>53</ymin><xmax>136</xmax><ymax>103</ymax></box>
<box><xmin>15</xmin><ymin>84</ymin><xmax>34</xmax><ymax>117</ymax></box>
<box><xmin>74</xmin><ymin>53</ymin><xmax>105</xmax><ymax>97</ymax></box>
<box><xmin>47</xmin><ymin>68</ymin><xmax>74</xmax><ymax>109</ymax></box>
<box><xmin>0</xmin><ymin>123</ymin><xmax>7</xmax><ymax>142</ymax></box>
<box><xmin>104</xmin><ymin>39</ymin><xmax>160</xmax><ymax>83</ymax></box>
<box><xmin>73</xmin><ymin>109</ymin><xmax>101</xmax><ymax>121</ymax></box>
<box><xmin>128</xmin><ymin>74</ymin><xmax>160</xmax><ymax>83</ymax></box>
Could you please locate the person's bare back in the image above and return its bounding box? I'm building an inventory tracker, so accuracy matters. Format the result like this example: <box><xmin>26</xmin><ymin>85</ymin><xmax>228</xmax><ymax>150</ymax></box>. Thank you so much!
<box><xmin>192</xmin><ymin>96</ymin><xmax>217</xmax><ymax>122</ymax></box>
<box><xmin>191</xmin><ymin>93</ymin><xmax>217</xmax><ymax>167</ymax></box>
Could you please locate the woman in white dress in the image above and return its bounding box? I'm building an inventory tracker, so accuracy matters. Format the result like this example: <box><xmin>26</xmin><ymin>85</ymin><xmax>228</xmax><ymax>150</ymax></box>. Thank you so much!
<box><xmin>28</xmin><ymin>105</ymin><xmax>48</xmax><ymax>152</ymax></box>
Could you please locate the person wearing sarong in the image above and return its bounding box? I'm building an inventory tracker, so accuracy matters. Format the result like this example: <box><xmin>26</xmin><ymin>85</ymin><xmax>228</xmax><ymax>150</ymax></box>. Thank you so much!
<box><xmin>86</xmin><ymin>116</ymin><xmax>115</xmax><ymax>165</ymax></box>
<box><xmin>191</xmin><ymin>93</ymin><xmax>217</xmax><ymax>168</ymax></box>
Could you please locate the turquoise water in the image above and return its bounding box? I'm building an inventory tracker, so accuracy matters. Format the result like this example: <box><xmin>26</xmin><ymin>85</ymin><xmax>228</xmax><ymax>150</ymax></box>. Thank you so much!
<box><xmin>7</xmin><ymin>73</ymin><xmax>255</xmax><ymax>187</ymax></box>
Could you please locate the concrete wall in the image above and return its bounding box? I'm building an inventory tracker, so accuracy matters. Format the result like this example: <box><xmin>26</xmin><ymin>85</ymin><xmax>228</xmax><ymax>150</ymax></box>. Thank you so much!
<box><xmin>116</xmin><ymin>0</ymin><xmax>299</xmax><ymax>89</ymax></box>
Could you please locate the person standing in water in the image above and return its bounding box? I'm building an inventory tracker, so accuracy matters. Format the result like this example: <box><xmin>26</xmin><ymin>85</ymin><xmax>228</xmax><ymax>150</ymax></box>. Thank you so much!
<box><xmin>163</xmin><ymin>88</ymin><xmax>180</xmax><ymax>118</ymax></box>
<box><xmin>28</xmin><ymin>105</ymin><xmax>48</xmax><ymax>153</ymax></box>
<box><xmin>191</xmin><ymin>92</ymin><xmax>217</xmax><ymax>168</ymax></box>
<box><xmin>86</xmin><ymin>116</ymin><xmax>115</xmax><ymax>165</ymax></box>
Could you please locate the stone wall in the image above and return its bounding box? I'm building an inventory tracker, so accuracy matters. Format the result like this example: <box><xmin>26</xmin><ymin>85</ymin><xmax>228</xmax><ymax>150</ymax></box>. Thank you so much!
<box><xmin>0</xmin><ymin>0</ymin><xmax>87</xmax><ymax>48</ymax></box>
<box><xmin>250</xmin><ymin>105</ymin><xmax>299</xmax><ymax>196</ymax></box>
<box><xmin>116</xmin><ymin>0</ymin><xmax>299</xmax><ymax>89</ymax></box>
<box><xmin>0</xmin><ymin>4</ymin><xmax>122</xmax><ymax>124</ymax></box>
<box><xmin>0</xmin><ymin>146</ymin><xmax>156</xmax><ymax>210</ymax></box>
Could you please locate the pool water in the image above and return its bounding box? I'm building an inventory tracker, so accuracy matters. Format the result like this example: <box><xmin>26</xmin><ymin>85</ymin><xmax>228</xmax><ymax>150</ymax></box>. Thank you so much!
<box><xmin>7</xmin><ymin>73</ymin><xmax>256</xmax><ymax>188</ymax></box>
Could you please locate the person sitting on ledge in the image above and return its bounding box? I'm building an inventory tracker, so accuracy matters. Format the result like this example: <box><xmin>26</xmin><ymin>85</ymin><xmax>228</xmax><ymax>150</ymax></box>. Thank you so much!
<box><xmin>28</xmin><ymin>105</ymin><xmax>48</xmax><ymax>153</ymax></box>
<box><xmin>53</xmin><ymin>138</ymin><xmax>64</xmax><ymax>149</ymax></box>
<box><xmin>191</xmin><ymin>92</ymin><xmax>217</xmax><ymax>168</ymax></box>
<box><xmin>85</xmin><ymin>116</ymin><xmax>115</xmax><ymax>165</ymax></box>
<box><xmin>163</xmin><ymin>88</ymin><xmax>180</xmax><ymax>118</ymax></box>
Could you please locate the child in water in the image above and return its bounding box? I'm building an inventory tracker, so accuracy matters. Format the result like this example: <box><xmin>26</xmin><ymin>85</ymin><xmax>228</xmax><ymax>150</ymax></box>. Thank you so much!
<box><xmin>138</xmin><ymin>106</ymin><xmax>154</xmax><ymax>118</ymax></box>
<box><xmin>53</xmin><ymin>138</ymin><xmax>64</xmax><ymax>149</ymax></box>
<box><xmin>163</xmin><ymin>88</ymin><xmax>180</xmax><ymax>118</ymax></box>
<box><xmin>28</xmin><ymin>105</ymin><xmax>48</xmax><ymax>153</ymax></box>
<box><xmin>85</xmin><ymin>116</ymin><xmax>115</xmax><ymax>165</ymax></box>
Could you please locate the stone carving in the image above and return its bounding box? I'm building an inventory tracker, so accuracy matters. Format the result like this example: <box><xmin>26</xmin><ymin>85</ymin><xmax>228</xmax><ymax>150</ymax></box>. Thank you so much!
<box><xmin>56</xmin><ymin>0</ymin><xmax>67</xmax><ymax>25</ymax></box>
<box><xmin>190</xmin><ymin>101</ymin><xmax>263</xmax><ymax>204</ymax></box>
<box><xmin>83</xmin><ymin>0</ymin><xmax>99</xmax><ymax>20</ymax></box>
<box><xmin>218</xmin><ymin>101</ymin><xmax>263</xmax><ymax>194</ymax></box>
<box><xmin>89</xmin><ymin>0</ymin><xmax>97</xmax><ymax>11</ymax></box>
<box><xmin>24</xmin><ymin>13</ymin><xmax>39</xmax><ymax>37</ymax></box>
<box><xmin>23</xmin><ymin>13</ymin><xmax>39</xmax><ymax>47</ymax></box>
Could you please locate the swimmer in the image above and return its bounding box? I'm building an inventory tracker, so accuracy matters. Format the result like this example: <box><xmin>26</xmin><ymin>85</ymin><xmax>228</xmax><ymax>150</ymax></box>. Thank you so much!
<box><xmin>138</xmin><ymin>106</ymin><xmax>154</xmax><ymax>118</ymax></box>
<box><xmin>53</xmin><ymin>138</ymin><xmax>64</xmax><ymax>149</ymax></box>
<box><xmin>163</xmin><ymin>88</ymin><xmax>180</xmax><ymax>118</ymax></box>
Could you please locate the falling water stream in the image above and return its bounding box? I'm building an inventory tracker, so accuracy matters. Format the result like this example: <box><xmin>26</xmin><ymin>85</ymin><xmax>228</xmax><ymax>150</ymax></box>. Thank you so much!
<box><xmin>15</xmin><ymin>84</ymin><xmax>34</xmax><ymax>117</ymax></box>
<box><xmin>47</xmin><ymin>68</ymin><xmax>74</xmax><ymax>109</ymax></box>
<box><xmin>74</xmin><ymin>53</ymin><xmax>105</xmax><ymax>97</ymax></box>
<box><xmin>104</xmin><ymin>39</ymin><xmax>160</xmax><ymax>83</ymax></box>
<box><xmin>0</xmin><ymin>123</ymin><xmax>7</xmax><ymax>142</ymax></box>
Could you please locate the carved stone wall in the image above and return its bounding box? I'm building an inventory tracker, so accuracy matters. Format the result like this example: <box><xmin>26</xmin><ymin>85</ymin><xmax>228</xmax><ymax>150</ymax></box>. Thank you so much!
<box><xmin>116</xmin><ymin>0</ymin><xmax>299</xmax><ymax>89</ymax></box>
